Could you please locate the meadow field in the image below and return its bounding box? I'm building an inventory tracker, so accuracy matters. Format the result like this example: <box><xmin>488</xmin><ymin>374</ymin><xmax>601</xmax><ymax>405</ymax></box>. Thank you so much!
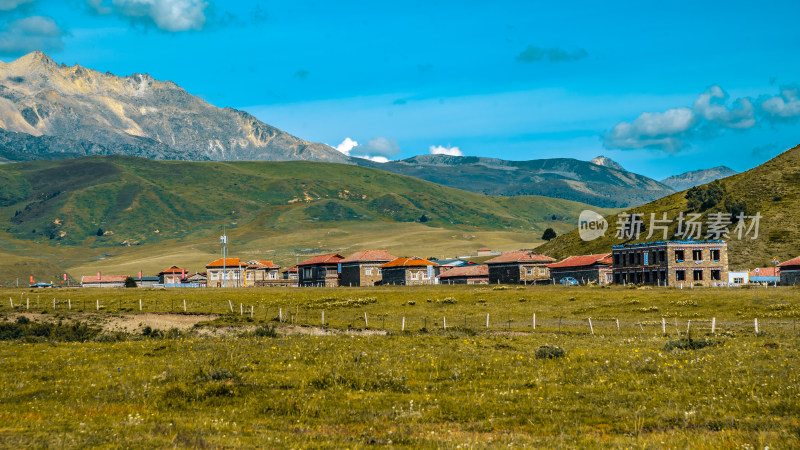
<box><xmin>1</xmin><ymin>284</ymin><xmax>799</xmax><ymax>447</ymax></box>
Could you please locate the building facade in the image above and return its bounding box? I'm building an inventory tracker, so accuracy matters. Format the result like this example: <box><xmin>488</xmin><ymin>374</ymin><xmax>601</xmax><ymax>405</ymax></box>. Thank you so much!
<box><xmin>379</xmin><ymin>257</ymin><xmax>439</xmax><ymax>286</ymax></box>
<box><xmin>297</xmin><ymin>254</ymin><xmax>344</xmax><ymax>287</ymax></box>
<box><xmin>611</xmin><ymin>241</ymin><xmax>728</xmax><ymax>287</ymax></box>
<box><xmin>205</xmin><ymin>258</ymin><xmax>246</xmax><ymax>287</ymax></box>
<box><xmin>779</xmin><ymin>257</ymin><xmax>800</xmax><ymax>285</ymax></box>
<box><xmin>547</xmin><ymin>254</ymin><xmax>612</xmax><ymax>285</ymax></box>
<box><xmin>244</xmin><ymin>260</ymin><xmax>287</xmax><ymax>287</ymax></box>
<box><xmin>485</xmin><ymin>251</ymin><xmax>556</xmax><ymax>284</ymax></box>
<box><xmin>158</xmin><ymin>266</ymin><xmax>186</xmax><ymax>285</ymax></box>
<box><xmin>339</xmin><ymin>250</ymin><xmax>396</xmax><ymax>287</ymax></box>
<box><xmin>81</xmin><ymin>275</ymin><xmax>128</xmax><ymax>288</ymax></box>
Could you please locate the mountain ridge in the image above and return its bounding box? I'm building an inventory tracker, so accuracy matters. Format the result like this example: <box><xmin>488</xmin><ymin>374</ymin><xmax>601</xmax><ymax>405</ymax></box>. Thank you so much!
<box><xmin>0</xmin><ymin>51</ymin><xmax>349</xmax><ymax>163</ymax></box>
<box><xmin>660</xmin><ymin>166</ymin><xmax>738</xmax><ymax>191</ymax></box>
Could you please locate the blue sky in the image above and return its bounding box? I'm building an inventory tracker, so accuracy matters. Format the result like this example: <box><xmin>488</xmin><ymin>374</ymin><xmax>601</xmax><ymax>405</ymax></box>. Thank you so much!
<box><xmin>1</xmin><ymin>0</ymin><xmax>800</xmax><ymax>179</ymax></box>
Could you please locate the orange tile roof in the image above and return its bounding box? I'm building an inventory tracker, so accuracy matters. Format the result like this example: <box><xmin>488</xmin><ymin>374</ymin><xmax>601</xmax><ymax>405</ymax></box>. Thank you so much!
<box><xmin>297</xmin><ymin>254</ymin><xmax>344</xmax><ymax>266</ymax></box>
<box><xmin>779</xmin><ymin>256</ymin><xmax>800</xmax><ymax>268</ymax></box>
<box><xmin>485</xmin><ymin>251</ymin><xmax>556</xmax><ymax>264</ymax></box>
<box><xmin>341</xmin><ymin>250</ymin><xmax>397</xmax><ymax>263</ymax></box>
<box><xmin>246</xmin><ymin>260</ymin><xmax>280</xmax><ymax>269</ymax></box>
<box><xmin>158</xmin><ymin>265</ymin><xmax>185</xmax><ymax>275</ymax></box>
<box><xmin>283</xmin><ymin>265</ymin><xmax>298</xmax><ymax>273</ymax></box>
<box><xmin>438</xmin><ymin>265</ymin><xmax>488</xmax><ymax>278</ymax></box>
<box><xmin>81</xmin><ymin>275</ymin><xmax>128</xmax><ymax>283</ymax></box>
<box><xmin>380</xmin><ymin>257</ymin><xmax>438</xmax><ymax>268</ymax></box>
<box><xmin>547</xmin><ymin>253</ymin><xmax>612</xmax><ymax>269</ymax></box>
<box><xmin>206</xmin><ymin>258</ymin><xmax>241</xmax><ymax>268</ymax></box>
<box><xmin>749</xmin><ymin>267</ymin><xmax>780</xmax><ymax>277</ymax></box>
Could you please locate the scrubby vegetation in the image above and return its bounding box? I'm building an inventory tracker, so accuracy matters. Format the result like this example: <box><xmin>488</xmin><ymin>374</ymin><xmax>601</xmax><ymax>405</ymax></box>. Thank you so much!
<box><xmin>0</xmin><ymin>285</ymin><xmax>799</xmax><ymax>447</ymax></box>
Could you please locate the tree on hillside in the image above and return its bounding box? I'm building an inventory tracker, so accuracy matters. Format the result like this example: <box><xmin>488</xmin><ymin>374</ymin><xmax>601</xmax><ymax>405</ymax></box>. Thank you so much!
<box><xmin>686</xmin><ymin>180</ymin><xmax>725</xmax><ymax>211</ymax></box>
<box><xmin>541</xmin><ymin>228</ymin><xmax>557</xmax><ymax>241</ymax></box>
<box><xmin>418</xmin><ymin>214</ymin><xmax>429</xmax><ymax>223</ymax></box>
<box><xmin>96</xmin><ymin>227</ymin><xmax>104</xmax><ymax>236</ymax></box>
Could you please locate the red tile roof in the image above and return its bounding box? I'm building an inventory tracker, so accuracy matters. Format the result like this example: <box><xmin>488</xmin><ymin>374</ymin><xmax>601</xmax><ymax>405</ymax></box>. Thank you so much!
<box><xmin>206</xmin><ymin>258</ymin><xmax>241</xmax><ymax>268</ymax></box>
<box><xmin>380</xmin><ymin>257</ymin><xmax>438</xmax><ymax>268</ymax></box>
<box><xmin>158</xmin><ymin>265</ymin><xmax>185</xmax><ymax>275</ymax></box>
<box><xmin>81</xmin><ymin>275</ymin><xmax>128</xmax><ymax>283</ymax></box>
<box><xmin>341</xmin><ymin>250</ymin><xmax>396</xmax><ymax>263</ymax></box>
<box><xmin>485</xmin><ymin>251</ymin><xmax>556</xmax><ymax>264</ymax></box>
<box><xmin>283</xmin><ymin>265</ymin><xmax>298</xmax><ymax>273</ymax></box>
<box><xmin>297</xmin><ymin>254</ymin><xmax>344</xmax><ymax>266</ymax></box>
<box><xmin>749</xmin><ymin>267</ymin><xmax>780</xmax><ymax>277</ymax></box>
<box><xmin>547</xmin><ymin>253</ymin><xmax>612</xmax><ymax>269</ymax></box>
<box><xmin>779</xmin><ymin>256</ymin><xmax>800</xmax><ymax>268</ymax></box>
<box><xmin>438</xmin><ymin>265</ymin><xmax>488</xmax><ymax>278</ymax></box>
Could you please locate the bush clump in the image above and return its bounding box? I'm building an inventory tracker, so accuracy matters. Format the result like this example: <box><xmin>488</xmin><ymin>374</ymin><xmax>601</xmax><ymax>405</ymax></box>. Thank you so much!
<box><xmin>535</xmin><ymin>345</ymin><xmax>566</xmax><ymax>359</ymax></box>
<box><xmin>0</xmin><ymin>319</ymin><xmax>101</xmax><ymax>342</ymax></box>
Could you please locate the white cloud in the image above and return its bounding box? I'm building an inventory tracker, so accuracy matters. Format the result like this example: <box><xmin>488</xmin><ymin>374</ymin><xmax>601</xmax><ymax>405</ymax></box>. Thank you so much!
<box><xmin>0</xmin><ymin>16</ymin><xmax>64</xmax><ymax>54</ymax></box>
<box><xmin>333</xmin><ymin>137</ymin><xmax>393</xmax><ymax>162</ymax></box>
<box><xmin>693</xmin><ymin>85</ymin><xmax>755</xmax><ymax>129</ymax></box>
<box><xmin>0</xmin><ymin>0</ymin><xmax>35</xmax><ymax>11</ymax></box>
<box><xmin>760</xmin><ymin>86</ymin><xmax>800</xmax><ymax>120</ymax></box>
<box><xmin>429</xmin><ymin>145</ymin><xmax>463</xmax><ymax>156</ymax></box>
<box><xmin>360</xmin><ymin>137</ymin><xmax>401</xmax><ymax>157</ymax></box>
<box><xmin>335</xmin><ymin>137</ymin><xmax>358</xmax><ymax>156</ymax></box>
<box><xmin>603</xmin><ymin>107</ymin><xmax>697</xmax><ymax>152</ymax></box>
<box><xmin>88</xmin><ymin>0</ymin><xmax>209</xmax><ymax>32</ymax></box>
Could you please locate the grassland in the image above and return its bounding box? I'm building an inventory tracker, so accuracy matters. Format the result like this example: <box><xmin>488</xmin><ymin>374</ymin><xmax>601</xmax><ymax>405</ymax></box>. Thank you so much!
<box><xmin>1</xmin><ymin>285</ymin><xmax>799</xmax><ymax>447</ymax></box>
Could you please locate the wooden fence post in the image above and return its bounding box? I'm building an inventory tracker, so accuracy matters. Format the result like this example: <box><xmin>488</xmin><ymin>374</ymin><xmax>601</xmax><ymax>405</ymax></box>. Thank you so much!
<box><xmin>183</xmin><ymin>299</ymin><xmax>187</xmax><ymax>312</ymax></box>
<box><xmin>616</xmin><ymin>318</ymin><xmax>620</xmax><ymax>334</ymax></box>
<box><xmin>486</xmin><ymin>313</ymin><xmax>489</xmax><ymax>329</ymax></box>
<box><xmin>402</xmin><ymin>317</ymin><xmax>405</xmax><ymax>331</ymax></box>
<box><xmin>755</xmin><ymin>318</ymin><xmax>759</xmax><ymax>335</ymax></box>
<box><xmin>364</xmin><ymin>312</ymin><xmax>368</xmax><ymax>328</ymax></box>
<box><xmin>711</xmin><ymin>317</ymin><xmax>716</xmax><ymax>334</ymax></box>
<box><xmin>588</xmin><ymin>317</ymin><xmax>594</xmax><ymax>336</ymax></box>
<box><xmin>532</xmin><ymin>313</ymin><xmax>536</xmax><ymax>330</ymax></box>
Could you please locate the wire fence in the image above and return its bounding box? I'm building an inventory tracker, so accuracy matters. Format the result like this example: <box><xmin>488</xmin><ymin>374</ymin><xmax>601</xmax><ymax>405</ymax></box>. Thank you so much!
<box><xmin>3</xmin><ymin>294</ymin><xmax>799</xmax><ymax>338</ymax></box>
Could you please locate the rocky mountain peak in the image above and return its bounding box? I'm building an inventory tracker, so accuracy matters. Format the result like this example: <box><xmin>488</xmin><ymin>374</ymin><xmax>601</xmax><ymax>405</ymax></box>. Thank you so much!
<box><xmin>590</xmin><ymin>155</ymin><xmax>625</xmax><ymax>171</ymax></box>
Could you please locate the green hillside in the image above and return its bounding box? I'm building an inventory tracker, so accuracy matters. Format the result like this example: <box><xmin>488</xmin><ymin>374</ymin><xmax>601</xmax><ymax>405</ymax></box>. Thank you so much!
<box><xmin>538</xmin><ymin>144</ymin><xmax>800</xmax><ymax>269</ymax></box>
<box><xmin>0</xmin><ymin>155</ymin><xmax>613</xmax><ymax>282</ymax></box>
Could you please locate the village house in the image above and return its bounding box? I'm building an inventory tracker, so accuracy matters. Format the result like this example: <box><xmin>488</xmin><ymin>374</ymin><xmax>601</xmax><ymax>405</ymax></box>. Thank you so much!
<box><xmin>477</xmin><ymin>248</ymin><xmax>492</xmax><ymax>257</ymax></box>
<box><xmin>437</xmin><ymin>264</ymin><xmax>488</xmax><ymax>285</ymax></box>
<box><xmin>611</xmin><ymin>241</ymin><xmax>728</xmax><ymax>287</ymax></box>
<box><xmin>748</xmin><ymin>266</ymin><xmax>780</xmax><ymax>285</ymax></box>
<box><xmin>205</xmin><ymin>258</ymin><xmax>246</xmax><ymax>287</ymax></box>
<box><xmin>158</xmin><ymin>266</ymin><xmax>186</xmax><ymax>285</ymax></box>
<box><xmin>547</xmin><ymin>253</ymin><xmax>613</xmax><ymax>285</ymax></box>
<box><xmin>727</xmin><ymin>270</ymin><xmax>749</xmax><ymax>285</ymax></box>
<box><xmin>778</xmin><ymin>257</ymin><xmax>800</xmax><ymax>285</ymax></box>
<box><xmin>244</xmin><ymin>260</ymin><xmax>285</xmax><ymax>287</ymax></box>
<box><xmin>379</xmin><ymin>257</ymin><xmax>439</xmax><ymax>286</ymax></box>
<box><xmin>339</xmin><ymin>250</ymin><xmax>396</xmax><ymax>287</ymax></box>
<box><xmin>81</xmin><ymin>275</ymin><xmax>128</xmax><ymax>288</ymax></box>
<box><xmin>485</xmin><ymin>251</ymin><xmax>556</xmax><ymax>284</ymax></box>
<box><xmin>297</xmin><ymin>254</ymin><xmax>344</xmax><ymax>287</ymax></box>
<box><xmin>436</xmin><ymin>259</ymin><xmax>476</xmax><ymax>273</ymax></box>
<box><xmin>133</xmin><ymin>276</ymin><xmax>160</xmax><ymax>288</ymax></box>
<box><xmin>282</xmin><ymin>265</ymin><xmax>299</xmax><ymax>287</ymax></box>
<box><xmin>182</xmin><ymin>272</ymin><xmax>207</xmax><ymax>287</ymax></box>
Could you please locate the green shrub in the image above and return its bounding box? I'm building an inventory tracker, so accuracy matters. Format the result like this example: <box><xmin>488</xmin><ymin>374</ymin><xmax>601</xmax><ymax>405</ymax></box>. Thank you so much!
<box><xmin>535</xmin><ymin>345</ymin><xmax>565</xmax><ymax>359</ymax></box>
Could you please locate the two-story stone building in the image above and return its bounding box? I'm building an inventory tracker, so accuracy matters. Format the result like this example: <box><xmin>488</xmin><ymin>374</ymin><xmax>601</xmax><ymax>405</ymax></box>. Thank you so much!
<box><xmin>339</xmin><ymin>250</ymin><xmax>396</xmax><ymax>287</ymax></box>
<box><xmin>611</xmin><ymin>241</ymin><xmax>728</xmax><ymax>286</ymax></box>
<box><xmin>205</xmin><ymin>258</ymin><xmax>246</xmax><ymax>287</ymax></box>
<box><xmin>297</xmin><ymin>254</ymin><xmax>344</xmax><ymax>287</ymax></box>
<box><xmin>485</xmin><ymin>251</ymin><xmax>556</xmax><ymax>284</ymax></box>
<box><xmin>547</xmin><ymin>254</ymin><xmax>612</xmax><ymax>285</ymax></box>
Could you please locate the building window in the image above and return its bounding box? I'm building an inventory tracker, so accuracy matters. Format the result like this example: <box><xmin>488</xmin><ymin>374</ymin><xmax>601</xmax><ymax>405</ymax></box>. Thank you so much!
<box><xmin>711</xmin><ymin>269</ymin><xmax>721</xmax><ymax>281</ymax></box>
<box><xmin>527</xmin><ymin>269</ymin><xmax>533</xmax><ymax>275</ymax></box>
<box><xmin>659</xmin><ymin>250</ymin><xmax>666</xmax><ymax>262</ymax></box>
<box><xmin>676</xmin><ymin>270</ymin><xmax>686</xmax><ymax>281</ymax></box>
<box><xmin>614</xmin><ymin>254</ymin><xmax>620</xmax><ymax>265</ymax></box>
<box><xmin>733</xmin><ymin>277</ymin><xmax>744</xmax><ymax>284</ymax></box>
<box><xmin>365</xmin><ymin>268</ymin><xmax>373</xmax><ymax>276</ymax></box>
<box><xmin>269</xmin><ymin>272</ymin><xmax>277</xmax><ymax>279</ymax></box>
<box><xmin>538</xmin><ymin>267</ymin><xmax>547</xmax><ymax>275</ymax></box>
<box><xmin>675</xmin><ymin>250</ymin><xmax>685</xmax><ymax>262</ymax></box>
<box><xmin>710</xmin><ymin>249</ymin><xmax>720</xmax><ymax>261</ymax></box>
<box><xmin>210</xmin><ymin>272</ymin><xmax>218</xmax><ymax>280</ymax></box>
<box><xmin>693</xmin><ymin>269</ymin><xmax>703</xmax><ymax>281</ymax></box>
<box><xmin>692</xmin><ymin>249</ymin><xmax>703</xmax><ymax>261</ymax></box>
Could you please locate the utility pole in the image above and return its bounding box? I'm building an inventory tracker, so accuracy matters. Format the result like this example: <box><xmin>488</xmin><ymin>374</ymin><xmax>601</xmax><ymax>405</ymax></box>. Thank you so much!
<box><xmin>221</xmin><ymin>228</ymin><xmax>227</xmax><ymax>288</ymax></box>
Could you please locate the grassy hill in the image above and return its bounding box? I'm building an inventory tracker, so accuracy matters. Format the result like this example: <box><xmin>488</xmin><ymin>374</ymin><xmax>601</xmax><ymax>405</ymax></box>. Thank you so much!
<box><xmin>537</xmin><ymin>144</ymin><xmax>800</xmax><ymax>269</ymax></box>
<box><xmin>0</xmin><ymin>156</ymin><xmax>613</xmax><ymax>282</ymax></box>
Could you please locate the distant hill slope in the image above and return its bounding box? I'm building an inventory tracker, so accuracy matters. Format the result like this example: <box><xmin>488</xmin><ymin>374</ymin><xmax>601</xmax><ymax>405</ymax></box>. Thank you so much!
<box><xmin>358</xmin><ymin>154</ymin><xmax>674</xmax><ymax>208</ymax></box>
<box><xmin>0</xmin><ymin>52</ymin><xmax>348</xmax><ymax>163</ymax></box>
<box><xmin>537</xmin><ymin>144</ymin><xmax>800</xmax><ymax>269</ymax></box>
<box><xmin>660</xmin><ymin>166</ymin><xmax>738</xmax><ymax>191</ymax></box>
<box><xmin>0</xmin><ymin>155</ymin><xmax>614</xmax><ymax>279</ymax></box>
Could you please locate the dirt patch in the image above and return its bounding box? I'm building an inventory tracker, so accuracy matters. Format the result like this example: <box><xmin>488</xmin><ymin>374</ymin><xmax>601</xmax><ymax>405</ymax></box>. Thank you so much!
<box><xmin>101</xmin><ymin>313</ymin><xmax>219</xmax><ymax>333</ymax></box>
